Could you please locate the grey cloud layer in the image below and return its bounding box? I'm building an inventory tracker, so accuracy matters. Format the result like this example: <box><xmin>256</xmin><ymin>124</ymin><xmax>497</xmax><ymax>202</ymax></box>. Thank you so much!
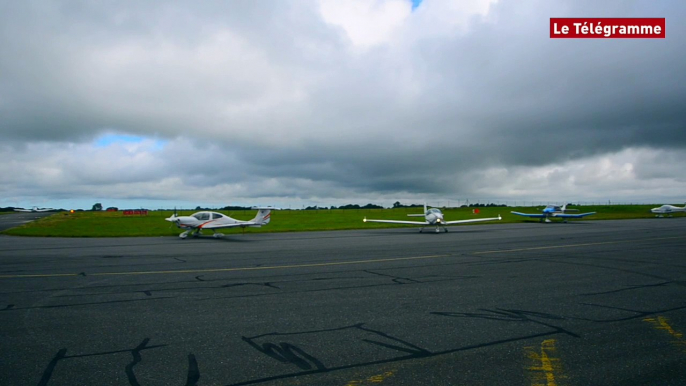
<box><xmin>1</xmin><ymin>0</ymin><xmax>684</xmax><ymax>205</ymax></box>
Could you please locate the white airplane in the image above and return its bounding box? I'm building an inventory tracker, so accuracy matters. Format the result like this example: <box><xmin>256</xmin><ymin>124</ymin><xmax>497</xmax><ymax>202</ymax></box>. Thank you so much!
<box><xmin>165</xmin><ymin>207</ymin><xmax>277</xmax><ymax>239</ymax></box>
<box><xmin>651</xmin><ymin>203</ymin><xmax>686</xmax><ymax>217</ymax></box>
<box><xmin>14</xmin><ymin>206</ymin><xmax>55</xmax><ymax>212</ymax></box>
<box><xmin>363</xmin><ymin>204</ymin><xmax>501</xmax><ymax>233</ymax></box>
<box><xmin>511</xmin><ymin>204</ymin><xmax>595</xmax><ymax>223</ymax></box>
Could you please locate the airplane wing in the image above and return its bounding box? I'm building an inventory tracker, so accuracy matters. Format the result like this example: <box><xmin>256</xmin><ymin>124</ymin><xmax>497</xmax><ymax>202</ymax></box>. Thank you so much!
<box><xmin>363</xmin><ymin>218</ymin><xmax>428</xmax><ymax>225</ymax></box>
<box><xmin>444</xmin><ymin>215</ymin><xmax>501</xmax><ymax>225</ymax></box>
<box><xmin>510</xmin><ymin>211</ymin><xmax>546</xmax><ymax>218</ymax></box>
<box><xmin>552</xmin><ymin>212</ymin><xmax>596</xmax><ymax>218</ymax></box>
<box><xmin>13</xmin><ymin>209</ymin><xmax>30</xmax><ymax>212</ymax></box>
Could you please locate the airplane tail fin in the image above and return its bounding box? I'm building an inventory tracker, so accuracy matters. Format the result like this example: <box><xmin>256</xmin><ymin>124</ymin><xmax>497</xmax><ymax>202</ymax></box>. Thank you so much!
<box><xmin>250</xmin><ymin>207</ymin><xmax>276</xmax><ymax>225</ymax></box>
<box><xmin>407</xmin><ymin>202</ymin><xmax>428</xmax><ymax>217</ymax></box>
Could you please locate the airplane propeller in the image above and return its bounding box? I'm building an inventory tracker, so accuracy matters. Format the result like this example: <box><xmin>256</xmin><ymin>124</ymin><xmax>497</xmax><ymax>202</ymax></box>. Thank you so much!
<box><xmin>166</xmin><ymin>207</ymin><xmax>181</xmax><ymax>228</ymax></box>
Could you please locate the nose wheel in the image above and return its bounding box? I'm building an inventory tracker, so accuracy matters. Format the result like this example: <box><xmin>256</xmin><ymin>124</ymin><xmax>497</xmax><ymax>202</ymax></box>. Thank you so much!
<box><xmin>434</xmin><ymin>226</ymin><xmax>448</xmax><ymax>233</ymax></box>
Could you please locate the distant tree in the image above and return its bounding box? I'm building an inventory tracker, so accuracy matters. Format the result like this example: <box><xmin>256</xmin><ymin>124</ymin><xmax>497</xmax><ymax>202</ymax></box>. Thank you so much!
<box><xmin>91</xmin><ymin>203</ymin><xmax>103</xmax><ymax>211</ymax></box>
<box><xmin>221</xmin><ymin>205</ymin><xmax>252</xmax><ymax>211</ymax></box>
<box><xmin>392</xmin><ymin>202</ymin><xmax>424</xmax><ymax>208</ymax></box>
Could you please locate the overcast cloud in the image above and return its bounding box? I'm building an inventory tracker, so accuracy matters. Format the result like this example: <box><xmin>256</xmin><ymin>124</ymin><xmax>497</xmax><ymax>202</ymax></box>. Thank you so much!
<box><xmin>1</xmin><ymin>0</ymin><xmax>684</xmax><ymax>209</ymax></box>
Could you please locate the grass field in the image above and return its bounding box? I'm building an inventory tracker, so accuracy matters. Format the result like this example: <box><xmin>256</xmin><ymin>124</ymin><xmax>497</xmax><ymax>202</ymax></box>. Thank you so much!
<box><xmin>0</xmin><ymin>205</ymin><xmax>673</xmax><ymax>237</ymax></box>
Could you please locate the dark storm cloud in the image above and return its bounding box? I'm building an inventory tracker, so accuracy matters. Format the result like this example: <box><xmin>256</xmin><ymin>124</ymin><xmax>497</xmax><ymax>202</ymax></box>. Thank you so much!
<box><xmin>409</xmin><ymin>0</ymin><xmax>686</xmax><ymax>163</ymax></box>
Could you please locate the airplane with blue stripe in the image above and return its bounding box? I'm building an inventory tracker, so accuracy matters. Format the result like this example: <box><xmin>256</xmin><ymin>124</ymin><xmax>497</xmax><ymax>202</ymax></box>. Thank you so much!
<box><xmin>511</xmin><ymin>204</ymin><xmax>595</xmax><ymax>223</ymax></box>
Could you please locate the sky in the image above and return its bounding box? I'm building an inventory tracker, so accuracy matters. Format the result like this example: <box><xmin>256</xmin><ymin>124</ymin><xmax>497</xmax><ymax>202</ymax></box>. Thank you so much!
<box><xmin>1</xmin><ymin>0</ymin><xmax>684</xmax><ymax>210</ymax></box>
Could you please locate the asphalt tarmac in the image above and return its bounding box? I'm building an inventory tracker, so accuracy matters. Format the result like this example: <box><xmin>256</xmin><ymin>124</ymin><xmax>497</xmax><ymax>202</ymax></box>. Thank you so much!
<box><xmin>1</xmin><ymin>217</ymin><xmax>686</xmax><ymax>385</ymax></box>
<box><xmin>0</xmin><ymin>211</ymin><xmax>55</xmax><ymax>232</ymax></box>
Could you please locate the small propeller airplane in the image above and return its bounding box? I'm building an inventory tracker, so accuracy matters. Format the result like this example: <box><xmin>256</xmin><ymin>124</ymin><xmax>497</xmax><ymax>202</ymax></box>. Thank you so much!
<box><xmin>165</xmin><ymin>207</ymin><xmax>277</xmax><ymax>239</ymax></box>
<box><xmin>363</xmin><ymin>203</ymin><xmax>501</xmax><ymax>233</ymax></box>
<box><xmin>511</xmin><ymin>204</ymin><xmax>595</xmax><ymax>223</ymax></box>
<box><xmin>651</xmin><ymin>203</ymin><xmax>686</xmax><ymax>217</ymax></box>
<box><xmin>14</xmin><ymin>206</ymin><xmax>55</xmax><ymax>212</ymax></box>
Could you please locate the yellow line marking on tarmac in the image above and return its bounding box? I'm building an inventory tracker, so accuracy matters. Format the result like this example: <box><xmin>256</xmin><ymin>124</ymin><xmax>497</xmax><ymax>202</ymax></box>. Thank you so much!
<box><xmin>2</xmin><ymin>235</ymin><xmax>684</xmax><ymax>279</ymax></box>
<box><xmin>344</xmin><ymin>370</ymin><xmax>395</xmax><ymax>385</ymax></box>
<box><xmin>525</xmin><ymin>339</ymin><xmax>564</xmax><ymax>386</ymax></box>
<box><xmin>0</xmin><ymin>255</ymin><xmax>450</xmax><ymax>279</ymax></box>
<box><xmin>643</xmin><ymin>316</ymin><xmax>686</xmax><ymax>351</ymax></box>
<box><xmin>474</xmin><ymin>235</ymin><xmax>686</xmax><ymax>255</ymax></box>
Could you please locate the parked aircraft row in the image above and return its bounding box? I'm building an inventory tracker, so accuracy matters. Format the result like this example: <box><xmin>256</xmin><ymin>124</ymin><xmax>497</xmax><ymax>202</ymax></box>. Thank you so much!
<box><xmin>164</xmin><ymin>201</ymin><xmax>683</xmax><ymax>238</ymax></box>
<box><xmin>363</xmin><ymin>203</ymin><xmax>598</xmax><ymax>232</ymax></box>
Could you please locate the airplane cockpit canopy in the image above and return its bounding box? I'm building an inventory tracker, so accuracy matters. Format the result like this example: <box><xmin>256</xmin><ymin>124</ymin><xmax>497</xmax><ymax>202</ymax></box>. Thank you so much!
<box><xmin>212</xmin><ymin>213</ymin><xmax>224</xmax><ymax>219</ymax></box>
<box><xmin>427</xmin><ymin>208</ymin><xmax>442</xmax><ymax>215</ymax></box>
<box><xmin>192</xmin><ymin>212</ymin><xmax>211</xmax><ymax>221</ymax></box>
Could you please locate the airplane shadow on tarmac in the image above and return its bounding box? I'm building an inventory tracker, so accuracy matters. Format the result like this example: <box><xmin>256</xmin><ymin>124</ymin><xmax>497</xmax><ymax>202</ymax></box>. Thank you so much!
<box><xmin>168</xmin><ymin>235</ymin><xmax>255</xmax><ymax>242</ymax></box>
<box><xmin>517</xmin><ymin>220</ymin><xmax>594</xmax><ymax>225</ymax></box>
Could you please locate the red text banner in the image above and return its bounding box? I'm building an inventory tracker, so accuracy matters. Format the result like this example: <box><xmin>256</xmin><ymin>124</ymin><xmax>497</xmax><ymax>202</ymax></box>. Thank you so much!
<box><xmin>550</xmin><ymin>18</ymin><xmax>665</xmax><ymax>38</ymax></box>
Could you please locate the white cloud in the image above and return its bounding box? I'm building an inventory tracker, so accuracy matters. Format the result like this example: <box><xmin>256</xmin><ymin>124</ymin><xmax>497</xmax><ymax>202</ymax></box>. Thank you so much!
<box><xmin>318</xmin><ymin>0</ymin><xmax>498</xmax><ymax>50</ymax></box>
<box><xmin>318</xmin><ymin>0</ymin><xmax>412</xmax><ymax>49</ymax></box>
<box><xmin>465</xmin><ymin>148</ymin><xmax>686</xmax><ymax>203</ymax></box>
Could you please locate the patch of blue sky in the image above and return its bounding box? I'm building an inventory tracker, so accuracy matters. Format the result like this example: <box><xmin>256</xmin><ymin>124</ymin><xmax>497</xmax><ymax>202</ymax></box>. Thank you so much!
<box><xmin>95</xmin><ymin>133</ymin><xmax>167</xmax><ymax>150</ymax></box>
<box><xmin>411</xmin><ymin>0</ymin><xmax>423</xmax><ymax>11</ymax></box>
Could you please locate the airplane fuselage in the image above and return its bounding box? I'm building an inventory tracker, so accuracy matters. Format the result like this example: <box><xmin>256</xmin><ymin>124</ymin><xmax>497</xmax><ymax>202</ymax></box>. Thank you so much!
<box><xmin>165</xmin><ymin>208</ymin><xmax>274</xmax><ymax>238</ymax></box>
<box><xmin>540</xmin><ymin>206</ymin><xmax>566</xmax><ymax>222</ymax></box>
<box><xmin>424</xmin><ymin>208</ymin><xmax>445</xmax><ymax>225</ymax></box>
<box><xmin>651</xmin><ymin>204</ymin><xmax>686</xmax><ymax>217</ymax></box>
<box><xmin>510</xmin><ymin>204</ymin><xmax>595</xmax><ymax>223</ymax></box>
<box><xmin>170</xmin><ymin>212</ymin><xmax>250</xmax><ymax>230</ymax></box>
